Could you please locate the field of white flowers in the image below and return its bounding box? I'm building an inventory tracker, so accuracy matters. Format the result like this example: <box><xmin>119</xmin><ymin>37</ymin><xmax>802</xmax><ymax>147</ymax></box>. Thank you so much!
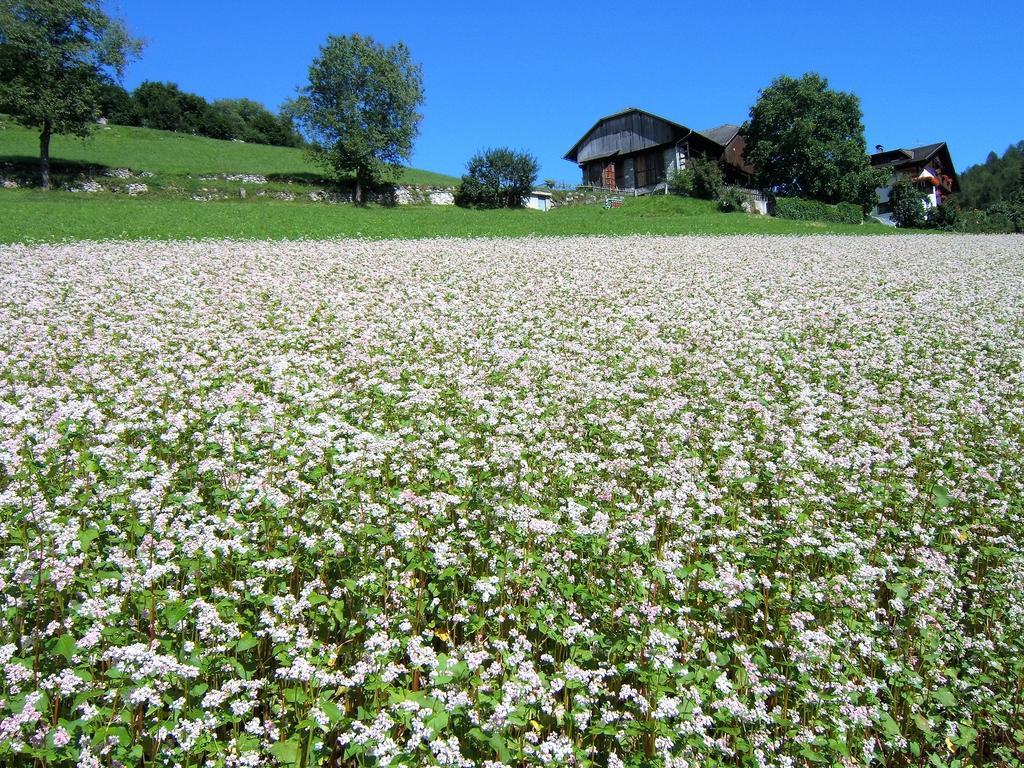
<box><xmin>1</xmin><ymin>235</ymin><xmax>1023</xmax><ymax>768</ymax></box>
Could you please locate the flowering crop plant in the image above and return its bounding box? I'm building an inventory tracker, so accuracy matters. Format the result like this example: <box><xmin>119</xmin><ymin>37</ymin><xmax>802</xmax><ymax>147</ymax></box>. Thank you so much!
<box><xmin>1</xmin><ymin>235</ymin><xmax>1023</xmax><ymax>767</ymax></box>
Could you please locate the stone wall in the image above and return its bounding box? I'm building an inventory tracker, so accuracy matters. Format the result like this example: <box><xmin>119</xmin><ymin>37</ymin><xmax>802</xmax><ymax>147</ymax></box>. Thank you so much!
<box><xmin>393</xmin><ymin>186</ymin><xmax>456</xmax><ymax>206</ymax></box>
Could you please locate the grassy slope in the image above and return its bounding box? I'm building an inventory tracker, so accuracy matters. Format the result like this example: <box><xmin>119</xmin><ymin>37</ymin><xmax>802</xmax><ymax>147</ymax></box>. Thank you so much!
<box><xmin>0</xmin><ymin>117</ymin><xmax>902</xmax><ymax>242</ymax></box>
<box><xmin>0</xmin><ymin>191</ymin><xmax>895</xmax><ymax>243</ymax></box>
<box><xmin>0</xmin><ymin>118</ymin><xmax>459</xmax><ymax>185</ymax></box>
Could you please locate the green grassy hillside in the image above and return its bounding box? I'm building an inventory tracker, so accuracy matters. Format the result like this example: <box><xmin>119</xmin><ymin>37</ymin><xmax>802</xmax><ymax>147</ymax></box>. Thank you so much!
<box><xmin>0</xmin><ymin>191</ymin><xmax>895</xmax><ymax>243</ymax></box>
<box><xmin>0</xmin><ymin>116</ymin><xmax>458</xmax><ymax>185</ymax></box>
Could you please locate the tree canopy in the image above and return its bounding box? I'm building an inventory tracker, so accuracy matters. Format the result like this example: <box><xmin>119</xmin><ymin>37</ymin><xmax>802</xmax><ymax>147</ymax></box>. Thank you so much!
<box><xmin>287</xmin><ymin>34</ymin><xmax>424</xmax><ymax>203</ymax></box>
<box><xmin>744</xmin><ymin>73</ymin><xmax>884</xmax><ymax>207</ymax></box>
<box><xmin>0</xmin><ymin>0</ymin><xmax>142</xmax><ymax>188</ymax></box>
<box><xmin>455</xmin><ymin>147</ymin><xmax>538</xmax><ymax>209</ymax></box>
<box><xmin>957</xmin><ymin>140</ymin><xmax>1024</xmax><ymax>210</ymax></box>
<box><xmin>125</xmin><ymin>82</ymin><xmax>302</xmax><ymax>147</ymax></box>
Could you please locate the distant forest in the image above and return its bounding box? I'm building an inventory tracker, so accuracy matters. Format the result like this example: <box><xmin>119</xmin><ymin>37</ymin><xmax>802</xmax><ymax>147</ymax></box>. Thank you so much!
<box><xmin>97</xmin><ymin>81</ymin><xmax>303</xmax><ymax>148</ymax></box>
<box><xmin>957</xmin><ymin>141</ymin><xmax>1024</xmax><ymax>209</ymax></box>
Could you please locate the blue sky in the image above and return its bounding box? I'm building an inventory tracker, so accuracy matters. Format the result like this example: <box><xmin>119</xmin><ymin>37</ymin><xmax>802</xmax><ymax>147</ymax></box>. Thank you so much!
<box><xmin>112</xmin><ymin>0</ymin><xmax>1023</xmax><ymax>184</ymax></box>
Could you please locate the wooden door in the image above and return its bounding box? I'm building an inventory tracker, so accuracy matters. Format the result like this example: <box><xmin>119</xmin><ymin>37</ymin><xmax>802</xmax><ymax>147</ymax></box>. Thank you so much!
<box><xmin>603</xmin><ymin>161</ymin><xmax>616</xmax><ymax>189</ymax></box>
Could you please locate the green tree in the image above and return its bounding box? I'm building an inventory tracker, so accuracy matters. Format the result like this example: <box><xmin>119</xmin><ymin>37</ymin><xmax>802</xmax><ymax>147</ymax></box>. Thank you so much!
<box><xmin>890</xmin><ymin>178</ymin><xmax>926</xmax><ymax>228</ymax></box>
<box><xmin>95</xmin><ymin>81</ymin><xmax>134</xmax><ymax>124</ymax></box>
<box><xmin>211</xmin><ymin>98</ymin><xmax>302</xmax><ymax>147</ymax></box>
<box><xmin>957</xmin><ymin>141</ymin><xmax>1023</xmax><ymax>209</ymax></box>
<box><xmin>287</xmin><ymin>34</ymin><xmax>424</xmax><ymax>203</ymax></box>
<box><xmin>0</xmin><ymin>0</ymin><xmax>141</xmax><ymax>189</ymax></box>
<box><xmin>455</xmin><ymin>147</ymin><xmax>538</xmax><ymax>209</ymax></box>
<box><xmin>744</xmin><ymin>72</ymin><xmax>885</xmax><ymax>207</ymax></box>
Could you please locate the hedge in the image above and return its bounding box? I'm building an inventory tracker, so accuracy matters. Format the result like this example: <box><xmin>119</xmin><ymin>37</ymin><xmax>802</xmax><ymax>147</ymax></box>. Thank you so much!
<box><xmin>772</xmin><ymin>197</ymin><xmax>863</xmax><ymax>224</ymax></box>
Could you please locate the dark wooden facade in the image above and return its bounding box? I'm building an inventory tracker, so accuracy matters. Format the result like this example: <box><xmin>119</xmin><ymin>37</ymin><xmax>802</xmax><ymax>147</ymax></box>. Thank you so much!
<box><xmin>565</xmin><ymin>108</ymin><xmax>751</xmax><ymax>191</ymax></box>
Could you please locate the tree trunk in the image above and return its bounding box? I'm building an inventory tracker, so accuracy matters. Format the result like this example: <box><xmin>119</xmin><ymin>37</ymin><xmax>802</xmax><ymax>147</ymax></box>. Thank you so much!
<box><xmin>39</xmin><ymin>122</ymin><xmax>52</xmax><ymax>191</ymax></box>
<box><xmin>354</xmin><ymin>175</ymin><xmax>363</xmax><ymax>205</ymax></box>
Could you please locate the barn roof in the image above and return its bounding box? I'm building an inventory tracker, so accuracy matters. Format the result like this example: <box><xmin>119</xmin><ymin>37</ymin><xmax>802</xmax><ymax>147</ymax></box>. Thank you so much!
<box><xmin>563</xmin><ymin>107</ymin><xmax>699</xmax><ymax>162</ymax></box>
<box><xmin>699</xmin><ymin>124</ymin><xmax>741</xmax><ymax>146</ymax></box>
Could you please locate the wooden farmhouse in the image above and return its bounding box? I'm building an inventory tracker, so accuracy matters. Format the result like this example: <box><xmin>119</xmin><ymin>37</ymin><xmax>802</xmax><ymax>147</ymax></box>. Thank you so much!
<box><xmin>869</xmin><ymin>142</ymin><xmax>959</xmax><ymax>223</ymax></box>
<box><xmin>564</xmin><ymin>108</ymin><xmax>754</xmax><ymax>193</ymax></box>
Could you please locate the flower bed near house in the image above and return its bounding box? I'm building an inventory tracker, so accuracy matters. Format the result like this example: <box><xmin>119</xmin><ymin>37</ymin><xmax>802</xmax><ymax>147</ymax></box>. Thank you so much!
<box><xmin>1</xmin><ymin>236</ymin><xmax>1022</xmax><ymax>767</ymax></box>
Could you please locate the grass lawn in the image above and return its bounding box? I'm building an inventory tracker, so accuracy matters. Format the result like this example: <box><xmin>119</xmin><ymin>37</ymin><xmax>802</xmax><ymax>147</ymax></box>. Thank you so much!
<box><xmin>0</xmin><ymin>117</ymin><xmax>459</xmax><ymax>186</ymax></box>
<box><xmin>0</xmin><ymin>191</ymin><xmax>898</xmax><ymax>242</ymax></box>
<box><xmin>0</xmin><ymin>117</ymin><xmax>907</xmax><ymax>242</ymax></box>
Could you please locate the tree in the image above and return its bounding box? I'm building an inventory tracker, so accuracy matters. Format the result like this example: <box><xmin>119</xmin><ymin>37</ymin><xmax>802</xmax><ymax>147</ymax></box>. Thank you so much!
<box><xmin>287</xmin><ymin>34</ymin><xmax>424</xmax><ymax>204</ymax></box>
<box><xmin>455</xmin><ymin>147</ymin><xmax>538</xmax><ymax>209</ymax></box>
<box><xmin>95</xmin><ymin>81</ymin><xmax>135</xmax><ymax>124</ymax></box>
<box><xmin>957</xmin><ymin>141</ymin><xmax>1023</xmax><ymax>210</ymax></box>
<box><xmin>744</xmin><ymin>72</ymin><xmax>885</xmax><ymax>207</ymax></box>
<box><xmin>0</xmin><ymin>0</ymin><xmax>141</xmax><ymax>189</ymax></box>
<box><xmin>132</xmin><ymin>81</ymin><xmax>192</xmax><ymax>132</ymax></box>
<box><xmin>210</xmin><ymin>98</ymin><xmax>302</xmax><ymax>147</ymax></box>
<box><xmin>889</xmin><ymin>178</ymin><xmax>926</xmax><ymax>228</ymax></box>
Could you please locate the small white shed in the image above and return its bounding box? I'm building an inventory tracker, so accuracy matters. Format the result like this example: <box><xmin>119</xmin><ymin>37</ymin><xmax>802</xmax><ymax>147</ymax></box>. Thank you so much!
<box><xmin>525</xmin><ymin>189</ymin><xmax>554</xmax><ymax>212</ymax></box>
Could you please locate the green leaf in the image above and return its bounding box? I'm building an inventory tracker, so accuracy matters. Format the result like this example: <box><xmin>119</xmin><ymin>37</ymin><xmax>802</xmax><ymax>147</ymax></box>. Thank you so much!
<box><xmin>270</xmin><ymin>738</ymin><xmax>300</xmax><ymax>765</ymax></box>
<box><xmin>878</xmin><ymin>711</ymin><xmax>901</xmax><ymax>737</ymax></box>
<box><xmin>428</xmin><ymin>711</ymin><xmax>449</xmax><ymax>735</ymax></box>
<box><xmin>321</xmin><ymin>700</ymin><xmax>344</xmax><ymax>725</ymax></box>
<box><xmin>283</xmin><ymin>687</ymin><xmax>308</xmax><ymax>704</ymax></box>
<box><xmin>933</xmin><ymin>485</ymin><xmax>952</xmax><ymax>509</ymax></box>
<box><xmin>78</xmin><ymin>528</ymin><xmax>99</xmax><ymax>552</ymax></box>
<box><xmin>235</xmin><ymin>635</ymin><xmax>260</xmax><ymax>652</ymax></box>
<box><xmin>934</xmin><ymin>687</ymin><xmax>957</xmax><ymax>707</ymax></box>
<box><xmin>799</xmin><ymin>745</ymin><xmax>827</xmax><ymax>763</ymax></box>
<box><xmin>54</xmin><ymin>634</ymin><xmax>78</xmax><ymax>662</ymax></box>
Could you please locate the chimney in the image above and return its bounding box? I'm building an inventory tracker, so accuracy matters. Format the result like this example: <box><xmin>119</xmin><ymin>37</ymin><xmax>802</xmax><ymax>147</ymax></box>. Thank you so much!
<box><xmin>875</xmin><ymin>144</ymin><xmax>884</xmax><ymax>153</ymax></box>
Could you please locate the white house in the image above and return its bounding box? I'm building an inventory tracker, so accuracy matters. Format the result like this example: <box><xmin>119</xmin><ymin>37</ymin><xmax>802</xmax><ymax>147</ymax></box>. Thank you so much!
<box><xmin>869</xmin><ymin>142</ymin><xmax>959</xmax><ymax>225</ymax></box>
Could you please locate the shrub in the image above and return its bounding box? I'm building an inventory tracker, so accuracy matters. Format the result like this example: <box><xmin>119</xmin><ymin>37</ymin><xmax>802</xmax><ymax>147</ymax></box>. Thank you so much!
<box><xmin>667</xmin><ymin>166</ymin><xmax>694</xmax><ymax>196</ymax></box>
<box><xmin>718</xmin><ymin>187</ymin><xmax>750</xmax><ymax>213</ymax></box>
<box><xmin>890</xmin><ymin>179</ymin><xmax>926</xmax><ymax>228</ymax></box>
<box><xmin>690</xmin><ymin>155</ymin><xmax>725</xmax><ymax>200</ymax></box>
<box><xmin>669</xmin><ymin>156</ymin><xmax>725</xmax><ymax>200</ymax></box>
<box><xmin>986</xmin><ymin>199</ymin><xmax>1024</xmax><ymax>232</ymax></box>
<box><xmin>455</xmin><ymin>147</ymin><xmax>538</xmax><ymax>209</ymax></box>
<box><xmin>772</xmin><ymin>197</ymin><xmax>862</xmax><ymax>224</ymax></box>
<box><xmin>924</xmin><ymin>203</ymin><xmax>960</xmax><ymax>231</ymax></box>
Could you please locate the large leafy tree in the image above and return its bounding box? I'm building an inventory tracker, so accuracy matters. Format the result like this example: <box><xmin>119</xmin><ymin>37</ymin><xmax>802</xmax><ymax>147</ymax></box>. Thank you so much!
<box><xmin>287</xmin><ymin>34</ymin><xmax>424</xmax><ymax>204</ymax></box>
<box><xmin>0</xmin><ymin>0</ymin><xmax>142</xmax><ymax>189</ymax></box>
<box><xmin>744</xmin><ymin>73</ymin><xmax>885</xmax><ymax>207</ymax></box>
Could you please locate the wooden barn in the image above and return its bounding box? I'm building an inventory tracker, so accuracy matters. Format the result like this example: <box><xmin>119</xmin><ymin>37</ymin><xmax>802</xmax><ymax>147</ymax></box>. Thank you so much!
<box><xmin>563</xmin><ymin>108</ymin><xmax>754</xmax><ymax>192</ymax></box>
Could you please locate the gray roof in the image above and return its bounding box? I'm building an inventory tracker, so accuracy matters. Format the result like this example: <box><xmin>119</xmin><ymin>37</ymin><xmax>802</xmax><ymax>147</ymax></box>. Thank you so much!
<box><xmin>699</xmin><ymin>124</ymin><xmax>741</xmax><ymax>146</ymax></box>
<box><xmin>870</xmin><ymin>142</ymin><xmax>946</xmax><ymax>167</ymax></box>
<box><xmin>564</xmin><ymin>107</ymin><xmax>693</xmax><ymax>161</ymax></box>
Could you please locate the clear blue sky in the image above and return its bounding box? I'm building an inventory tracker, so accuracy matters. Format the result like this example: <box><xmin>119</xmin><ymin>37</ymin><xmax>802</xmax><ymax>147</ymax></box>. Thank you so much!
<box><xmin>112</xmin><ymin>0</ymin><xmax>1023</xmax><ymax>184</ymax></box>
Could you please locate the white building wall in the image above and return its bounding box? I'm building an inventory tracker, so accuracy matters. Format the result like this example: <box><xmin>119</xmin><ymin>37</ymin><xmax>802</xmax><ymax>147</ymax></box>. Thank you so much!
<box><xmin>525</xmin><ymin>193</ymin><xmax>552</xmax><ymax>212</ymax></box>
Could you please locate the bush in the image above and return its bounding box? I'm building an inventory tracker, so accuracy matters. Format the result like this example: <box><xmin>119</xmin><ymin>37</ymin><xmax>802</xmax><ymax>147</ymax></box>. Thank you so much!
<box><xmin>924</xmin><ymin>203</ymin><xmax>959</xmax><ymax>231</ymax></box>
<box><xmin>668</xmin><ymin>156</ymin><xmax>724</xmax><ymax>200</ymax></box>
<box><xmin>986</xmin><ymin>199</ymin><xmax>1024</xmax><ymax>232</ymax></box>
<box><xmin>718</xmin><ymin>187</ymin><xmax>750</xmax><ymax>213</ymax></box>
<box><xmin>690</xmin><ymin>156</ymin><xmax>725</xmax><ymax>200</ymax></box>
<box><xmin>772</xmin><ymin>197</ymin><xmax>863</xmax><ymax>224</ymax></box>
<box><xmin>667</xmin><ymin>166</ymin><xmax>694</xmax><ymax>196</ymax></box>
<box><xmin>456</xmin><ymin>147</ymin><xmax>538</xmax><ymax>209</ymax></box>
<box><xmin>890</xmin><ymin>179</ymin><xmax>927</xmax><ymax>228</ymax></box>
